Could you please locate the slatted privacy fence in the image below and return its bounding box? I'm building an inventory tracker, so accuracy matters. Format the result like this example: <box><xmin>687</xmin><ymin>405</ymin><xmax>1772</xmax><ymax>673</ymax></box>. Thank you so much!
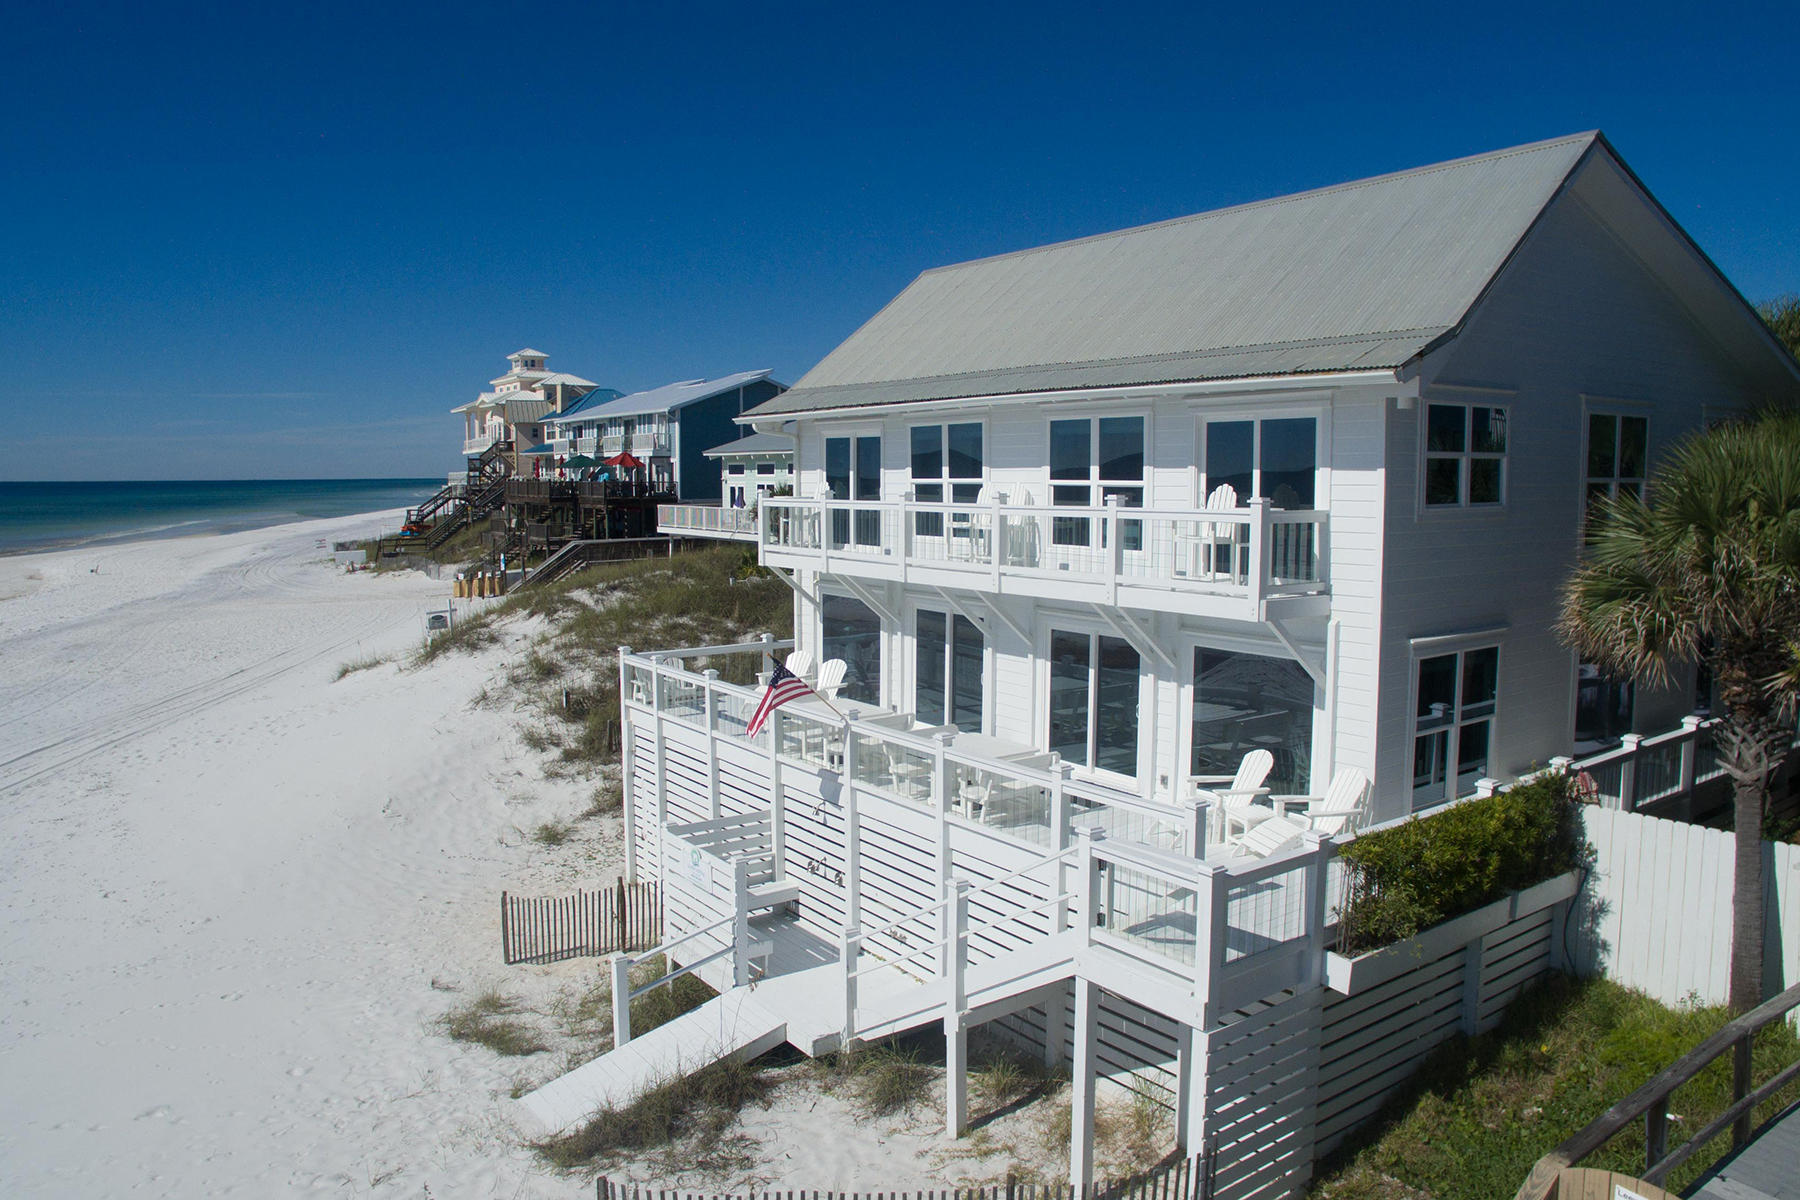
<box><xmin>501</xmin><ymin>880</ymin><xmax>661</xmax><ymax>965</ymax></box>
<box><xmin>597</xmin><ymin>1155</ymin><xmax>1209</xmax><ymax>1200</ymax></box>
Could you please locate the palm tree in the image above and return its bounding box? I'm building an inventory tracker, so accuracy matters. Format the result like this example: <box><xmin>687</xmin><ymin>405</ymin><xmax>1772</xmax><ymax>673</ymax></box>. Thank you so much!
<box><xmin>1559</xmin><ymin>409</ymin><xmax>1800</xmax><ymax>1012</ymax></box>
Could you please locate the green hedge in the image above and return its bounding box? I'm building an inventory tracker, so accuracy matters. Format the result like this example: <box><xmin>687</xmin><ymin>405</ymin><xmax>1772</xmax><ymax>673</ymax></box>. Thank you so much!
<box><xmin>1335</xmin><ymin>774</ymin><xmax>1589</xmax><ymax>955</ymax></box>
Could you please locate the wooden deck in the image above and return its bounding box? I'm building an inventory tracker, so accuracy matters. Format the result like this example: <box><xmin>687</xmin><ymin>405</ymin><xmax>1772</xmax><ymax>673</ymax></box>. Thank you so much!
<box><xmin>1688</xmin><ymin>1099</ymin><xmax>1800</xmax><ymax>1200</ymax></box>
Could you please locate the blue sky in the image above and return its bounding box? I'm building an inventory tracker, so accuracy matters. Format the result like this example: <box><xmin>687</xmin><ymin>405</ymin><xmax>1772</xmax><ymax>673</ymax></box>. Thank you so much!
<box><xmin>3</xmin><ymin>0</ymin><xmax>1794</xmax><ymax>480</ymax></box>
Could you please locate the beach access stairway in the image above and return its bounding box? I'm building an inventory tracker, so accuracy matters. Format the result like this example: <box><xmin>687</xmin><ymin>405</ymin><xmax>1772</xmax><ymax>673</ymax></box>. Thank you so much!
<box><xmin>514</xmin><ymin>821</ymin><xmax>1311</xmax><ymax>1140</ymax></box>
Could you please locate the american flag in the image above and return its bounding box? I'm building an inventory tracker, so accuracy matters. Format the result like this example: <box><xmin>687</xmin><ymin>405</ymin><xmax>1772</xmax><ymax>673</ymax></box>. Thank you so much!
<box><xmin>746</xmin><ymin>663</ymin><xmax>815</xmax><ymax>736</ymax></box>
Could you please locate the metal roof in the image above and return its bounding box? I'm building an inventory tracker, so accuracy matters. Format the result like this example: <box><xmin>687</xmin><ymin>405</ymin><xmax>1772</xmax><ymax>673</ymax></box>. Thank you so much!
<box><xmin>703</xmin><ymin>431</ymin><xmax>795</xmax><ymax>458</ymax></box>
<box><xmin>537</xmin><ymin>372</ymin><xmax>598</xmax><ymax>388</ymax></box>
<box><xmin>549</xmin><ymin>369</ymin><xmax>775</xmax><ymax>422</ymax></box>
<box><xmin>501</xmin><ymin>394</ymin><xmax>554</xmax><ymax>423</ymax></box>
<box><xmin>749</xmin><ymin>133</ymin><xmax>1600</xmax><ymax>417</ymax></box>
<box><xmin>509</xmin><ymin>348</ymin><xmax>548</xmax><ymax>359</ymax></box>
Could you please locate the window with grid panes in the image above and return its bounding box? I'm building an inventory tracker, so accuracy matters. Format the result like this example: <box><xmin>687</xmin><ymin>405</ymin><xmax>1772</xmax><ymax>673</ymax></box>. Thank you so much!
<box><xmin>1049</xmin><ymin>416</ymin><xmax>1144</xmax><ymax>549</ymax></box>
<box><xmin>910</xmin><ymin>422</ymin><xmax>982</xmax><ymax>538</ymax></box>
<box><xmin>1412</xmin><ymin>646</ymin><xmax>1499</xmax><ymax>808</ymax></box>
<box><xmin>1425</xmin><ymin>404</ymin><xmax>1508</xmax><ymax>507</ymax></box>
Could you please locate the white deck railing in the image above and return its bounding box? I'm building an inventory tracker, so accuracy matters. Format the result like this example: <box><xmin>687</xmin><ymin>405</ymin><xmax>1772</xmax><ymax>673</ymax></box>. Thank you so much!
<box><xmin>657</xmin><ymin>503</ymin><xmax>760</xmax><ymax>540</ymax></box>
<box><xmin>758</xmin><ymin>495</ymin><xmax>1327</xmax><ymax>617</ymax></box>
<box><xmin>1510</xmin><ymin>714</ymin><xmax>1728</xmax><ymax>814</ymax></box>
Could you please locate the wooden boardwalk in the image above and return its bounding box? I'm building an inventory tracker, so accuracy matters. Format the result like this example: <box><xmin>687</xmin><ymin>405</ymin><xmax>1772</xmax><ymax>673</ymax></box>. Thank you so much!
<box><xmin>1688</xmin><ymin>1099</ymin><xmax>1800</xmax><ymax>1200</ymax></box>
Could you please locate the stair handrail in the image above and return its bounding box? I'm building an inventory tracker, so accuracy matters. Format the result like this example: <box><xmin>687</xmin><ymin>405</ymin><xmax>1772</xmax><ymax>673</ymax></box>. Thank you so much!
<box><xmin>610</xmin><ymin>911</ymin><xmax>739</xmax><ymax>1048</ymax></box>
<box><xmin>1514</xmin><ymin>981</ymin><xmax>1800</xmax><ymax>1199</ymax></box>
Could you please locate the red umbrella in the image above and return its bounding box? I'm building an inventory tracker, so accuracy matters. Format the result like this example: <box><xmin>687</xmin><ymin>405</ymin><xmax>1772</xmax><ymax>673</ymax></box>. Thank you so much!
<box><xmin>604</xmin><ymin>452</ymin><xmax>644</xmax><ymax>469</ymax></box>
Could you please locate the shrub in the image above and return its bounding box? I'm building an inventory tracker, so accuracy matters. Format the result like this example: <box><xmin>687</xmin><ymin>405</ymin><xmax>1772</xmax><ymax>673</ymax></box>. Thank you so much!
<box><xmin>534</xmin><ymin>1055</ymin><xmax>770</xmax><ymax>1168</ymax></box>
<box><xmin>1335</xmin><ymin>774</ymin><xmax>1587</xmax><ymax>955</ymax></box>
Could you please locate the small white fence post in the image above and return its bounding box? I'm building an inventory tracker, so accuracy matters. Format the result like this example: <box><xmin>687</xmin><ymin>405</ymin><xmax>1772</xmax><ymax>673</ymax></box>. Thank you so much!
<box><xmin>1194</xmin><ymin>860</ymin><xmax>1224</xmax><ymax>1029</ymax></box>
<box><xmin>840</xmin><ymin>924</ymin><xmax>860</xmax><ymax>1051</ymax></box>
<box><xmin>1679</xmin><ymin>715</ymin><xmax>1702</xmax><ymax>800</ymax></box>
<box><xmin>1188</xmin><ymin>793</ymin><xmax>1210</xmax><ymax>857</ymax></box>
<box><xmin>1302</xmin><ymin>830</ymin><xmax>1332</xmax><ymax>986</ymax></box>
<box><xmin>704</xmin><ymin>668</ymin><xmax>721</xmax><ymax>820</ymax></box>
<box><xmin>612</xmin><ymin>952</ymin><xmax>633</xmax><ymax>1048</ymax></box>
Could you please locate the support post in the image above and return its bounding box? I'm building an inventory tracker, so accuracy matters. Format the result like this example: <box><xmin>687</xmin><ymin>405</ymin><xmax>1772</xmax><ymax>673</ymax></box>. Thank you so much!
<box><xmin>840</xmin><ymin>924</ymin><xmax>860</xmax><ymax>1051</ymax></box>
<box><xmin>945</xmin><ymin>877</ymin><xmax>971</xmax><ymax>1138</ymax></box>
<box><xmin>845</xmin><ymin>725</ymin><xmax>862</xmax><ymax>929</ymax></box>
<box><xmin>1070</xmin><ymin>976</ymin><xmax>1100</xmax><ymax>1195</ymax></box>
<box><xmin>1175</xmin><ymin>1023</ymin><xmax>1205</xmax><ymax>1153</ymax></box>
<box><xmin>1679</xmin><ymin>715</ymin><xmax>1703</xmax><ymax>814</ymax></box>
<box><xmin>1188</xmin><ymin>794</ymin><xmax>1210</xmax><ymax>857</ymax></box>
<box><xmin>1105</xmin><ymin>496</ymin><xmax>1121</xmax><ymax>608</ymax></box>
<box><xmin>733</xmin><ymin>857</ymin><xmax>753</xmax><ymax>987</ymax></box>
<box><xmin>612</xmin><ymin>953</ymin><xmax>633</xmax><ymax>1048</ymax></box>
<box><xmin>1247</xmin><ymin>497</ymin><xmax>1271</xmax><ymax>608</ymax></box>
<box><xmin>759</xmin><ymin>631</ymin><xmax>775</xmax><ymax>678</ymax></box>
<box><xmin>1193</xmin><ymin>860</ymin><xmax>1223</xmax><ymax>1029</ymax></box>
<box><xmin>1302</xmin><ymin>830</ymin><xmax>1331</xmax><ymax>986</ymax></box>
<box><xmin>652</xmin><ymin>661</ymin><xmax>669</xmax><ymax>833</ymax></box>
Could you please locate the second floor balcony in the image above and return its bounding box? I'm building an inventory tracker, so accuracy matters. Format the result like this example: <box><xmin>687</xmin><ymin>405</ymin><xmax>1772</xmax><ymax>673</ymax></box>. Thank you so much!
<box><xmin>602</xmin><ymin>430</ymin><xmax>672</xmax><ymax>457</ymax></box>
<box><xmin>463</xmin><ymin>428</ymin><xmax>505</xmax><ymax>455</ymax></box>
<box><xmin>759</xmin><ymin>495</ymin><xmax>1329</xmax><ymax>621</ymax></box>
<box><xmin>658</xmin><ymin>502</ymin><xmax>760</xmax><ymax>542</ymax></box>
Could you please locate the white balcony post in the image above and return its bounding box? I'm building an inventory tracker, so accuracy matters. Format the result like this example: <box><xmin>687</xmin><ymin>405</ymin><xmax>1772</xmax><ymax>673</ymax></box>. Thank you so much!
<box><xmin>1618</xmin><ymin>733</ymin><xmax>1644</xmax><ymax>810</ymax></box>
<box><xmin>1247</xmin><ymin>497</ymin><xmax>1271</xmax><ymax>608</ymax></box>
<box><xmin>1301</xmin><ymin>830</ymin><xmax>1331</xmax><ymax>987</ymax></box>
<box><xmin>1188</xmin><ymin>792</ymin><xmax>1210</xmax><ymax>857</ymax></box>
<box><xmin>1194</xmin><ymin>860</ymin><xmax>1223</xmax><ymax>1028</ymax></box>
<box><xmin>991</xmin><ymin>492</ymin><xmax>1004</xmax><ymax>591</ymax></box>
<box><xmin>768</xmin><ymin>709</ymin><xmax>786</xmax><ymax>867</ymax></box>
<box><xmin>1679</xmin><ymin>714</ymin><xmax>1703</xmax><ymax>802</ymax></box>
<box><xmin>611</xmin><ymin>952</ymin><xmax>633</xmax><ymax>1047</ymax></box>
<box><xmin>620</xmin><ymin>649</ymin><xmax>637</xmax><ymax>883</ymax></box>
<box><xmin>733</xmin><ymin>857</ymin><xmax>753</xmax><ymax>987</ymax></box>
<box><xmin>759</xmin><ymin>631</ymin><xmax>776</xmax><ymax>678</ymax></box>
<box><xmin>840</xmin><ymin>923</ymin><xmax>860</xmax><ymax>1050</ymax></box>
<box><xmin>845</xmin><ymin>726</ymin><xmax>862</xmax><ymax>929</ymax></box>
<box><xmin>1075</xmin><ymin>825</ymin><xmax>1101</xmax><ymax>948</ymax></box>
<box><xmin>652</xmin><ymin>661</ymin><xmax>669</xmax><ymax>833</ymax></box>
<box><xmin>1105</xmin><ymin>495</ymin><xmax>1122</xmax><ymax>606</ymax></box>
<box><xmin>945</xmin><ymin>876</ymin><xmax>971</xmax><ymax>1138</ymax></box>
<box><xmin>704</xmin><ymin>669</ymin><xmax>721</xmax><ymax>820</ymax></box>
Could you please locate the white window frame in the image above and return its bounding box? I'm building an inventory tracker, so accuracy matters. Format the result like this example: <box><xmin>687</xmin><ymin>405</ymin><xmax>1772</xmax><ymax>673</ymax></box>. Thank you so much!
<box><xmin>1177</xmin><ymin>631</ymin><xmax>1325</xmax><ymax>797</ymax></box>
<box><xmin>1421</xmin><ymin>401</ymin><xmax>1509</xmax><ymax>510</ymax></box>
<box><xmin>1196</xmin><ymin>407</ymin><xmax>1328</xmax><ymax>510</ymax></box>
<box><xmin>1582</xmin><ymin>404</ymin><xmax>1649</xmax><ymax>515</ymax></box>
<box><xmin>1408</xmin><ymin>635</ymin><xmax>1503</xmax><ymax>810</ymax></box>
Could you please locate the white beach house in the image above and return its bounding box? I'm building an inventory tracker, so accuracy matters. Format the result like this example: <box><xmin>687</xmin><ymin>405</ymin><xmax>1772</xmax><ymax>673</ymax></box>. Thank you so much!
<box><xmin>520</xmin><ymin>133</ymin><xmax>1800</xmax><ymax>1195</ymax></box>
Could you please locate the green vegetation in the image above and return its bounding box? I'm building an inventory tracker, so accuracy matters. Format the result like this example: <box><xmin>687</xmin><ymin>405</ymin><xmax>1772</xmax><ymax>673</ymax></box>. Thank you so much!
<box><xmin>1312</xmin><ymin>975</ymin><xmax>1800</xmax><ymax>1200</ymax></box>
<box><xmin>333</xmin><ymin>651</ymin><xmax>391</xmax><ymax>681</ymax></box>
<box><xmin>534</xmin><ymin>1056</ymin><xmax>771</xmax><ymax>1170</ymax></box>
<box><xmin>415</xmin><ymin>612</ymin><xmax>499</xmax><ymax>664</ymax></box>
<box><xmin>625</xmin><ymin>955</ymin><xmax>717</xmax><ymax>1037</ymax></box>
<box><xmin>531</xmin><ymin>820</ymin><xmax>575</xmax><ymax>847</ymax></box>
<box><xmin>1560</xmin><ymin>409</ymin><xmax>1800</xmax><ymax>1010</ymax></box>
<box><xmin>1758</xmin><ymin>294</ymin><xmax>1800</xmax><ymax>359</ymax></box>
<box><xmin>1336</xmin><ymin>775</ymin><xmax>1587</xmax><ymax>955</ymax></box>
<box><xmin>439</xmin><ymin>989</ymin><xmax>547</xmax><ymax>1057</ymax></box>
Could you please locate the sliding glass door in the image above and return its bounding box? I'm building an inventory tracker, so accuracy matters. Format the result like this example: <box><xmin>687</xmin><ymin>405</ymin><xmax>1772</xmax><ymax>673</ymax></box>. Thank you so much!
<box><xmin>916</xmin><ymin>609</ymin><xmax>984</xmax><ymax>732</ymax></box>
<box><xmin>1049</xmin><ymin>629</ymin><xmax>1139</xmax><ymax>777</ymax></box>
<box><xmin>1190</xmin><ymin>647</ymin><xmax>1315</xmax><ymax>795</ymax></box>
<box><xmin>825</xmin><ymin>434</ymin><xmax>883</xmax><ymax>549</ymax></box>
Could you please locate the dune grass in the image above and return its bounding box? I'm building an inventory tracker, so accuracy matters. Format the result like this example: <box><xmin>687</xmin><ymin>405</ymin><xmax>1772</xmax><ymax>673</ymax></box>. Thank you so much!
<box><xmin>534</xmin><ymin>1055</ymin><xmax>771</xmax><ymax>1169</ymax></box>
<box><xmin>333</xmin><ymin>652</ymin><xmax>392</xmax><ymax>681</ymax></box>
<box><xmin>1311</xmin><ymin>974</ymin><xmax>1800</xmax><ymax>1200</ymax></box>
<box><xmin>440</xmin><ymin>989</ymin><xmax>547</xmax><ymax>1057</ymax></box>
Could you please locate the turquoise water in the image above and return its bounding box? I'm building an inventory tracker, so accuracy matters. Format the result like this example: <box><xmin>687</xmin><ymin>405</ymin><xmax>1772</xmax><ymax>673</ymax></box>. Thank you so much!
<box><xmin>0</xmin><ymin>479</ymin><xmax>442</xmax><ymax>555</ymax></box>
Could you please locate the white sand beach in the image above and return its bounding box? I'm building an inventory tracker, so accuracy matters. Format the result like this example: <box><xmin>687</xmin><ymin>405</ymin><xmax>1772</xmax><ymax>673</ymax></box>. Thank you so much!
<box><xmin>0</xmin><ymin>514</ymin><xmax>601</xmax><ymax>1198</ymax></box>
<box><xmin>0</xmin><ymin>515</ymin><xmax>1125</xmax><ymax>1198</ymax></box>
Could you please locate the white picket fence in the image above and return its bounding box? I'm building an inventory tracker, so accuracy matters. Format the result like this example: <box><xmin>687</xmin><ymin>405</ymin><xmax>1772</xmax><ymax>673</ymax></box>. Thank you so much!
<box><xmin>1568</xmin><ymin>806</ymin><xmax>1800</xmax><ymax>1011</ymax></box>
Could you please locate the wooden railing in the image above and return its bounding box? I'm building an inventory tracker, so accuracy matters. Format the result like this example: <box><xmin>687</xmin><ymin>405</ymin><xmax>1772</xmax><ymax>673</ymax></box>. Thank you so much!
<box><xmin>1513</xmin><ymin>982</ymin><xmax>1800</xmax><ymax>1199</ymax></box>
<box><xmin>501</xmin><ymin>880</ymin><xmax>661</xmax><ymax>965</ymax></box>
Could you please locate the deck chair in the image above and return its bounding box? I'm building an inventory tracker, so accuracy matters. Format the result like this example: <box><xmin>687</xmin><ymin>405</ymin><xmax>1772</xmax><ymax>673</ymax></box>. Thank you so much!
<box><xmin>1273</xmin><ymin>767</ymin><xmax>1373</xmax><ymax>837</ymax></box>
<box><xmin>1188</xmin><ymin>748</ymin><xmax>1274</xmax><ymax>842</ymax></box>
<box><xmin>1200</xmin><ymin>483</ymin><xmax>1243</xmax><ymax>580</ymax></box>
<box><xmin>816</xmin><ymin>658</ymin><xmax>848</xmax><ymax>701</ymax></box>
<box><xmin>783</xmin><ymin>649</ymin><xmax>815</xmax><ymax>681</ymax></box>
<box><xmin>1234</xmin><ymin>812</ymin><xmax>1309</xmax><ymax>858</ymax></box>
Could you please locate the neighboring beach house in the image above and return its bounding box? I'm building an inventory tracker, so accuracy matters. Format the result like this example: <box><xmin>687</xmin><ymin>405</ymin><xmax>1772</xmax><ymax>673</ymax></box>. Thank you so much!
<box><xmin>543</xmin><ymin>370</ymin><xmax>786</xmax><ymax>499</ymax></box>
<box><xmin>710</xmin><ymin>429</ymin><xmax>796</xmax><ymax>509</ymax></box>
<box><xmin>519</xmin><ymin>133</ymin><xmax>1800</xmax><ymax>1194</ymax></box>
<box><xmin>451</xmin><ymin>349</ymin><xmax>612</xmax><ymax>475</ymax></box>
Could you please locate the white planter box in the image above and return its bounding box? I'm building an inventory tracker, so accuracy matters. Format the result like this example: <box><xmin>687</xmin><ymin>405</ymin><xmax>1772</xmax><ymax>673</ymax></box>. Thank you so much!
<box><xmin>1325</xmin><ymin>870</ymin><xmax>1580</xmax><ymax>995</ymax></box>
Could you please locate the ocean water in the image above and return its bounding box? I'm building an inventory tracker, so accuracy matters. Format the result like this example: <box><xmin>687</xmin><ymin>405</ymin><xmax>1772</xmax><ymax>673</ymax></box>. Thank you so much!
<box><xmin>0</xmin><ymin>479</ymin><xmax>443</xmax><ymax>555</ymax></box>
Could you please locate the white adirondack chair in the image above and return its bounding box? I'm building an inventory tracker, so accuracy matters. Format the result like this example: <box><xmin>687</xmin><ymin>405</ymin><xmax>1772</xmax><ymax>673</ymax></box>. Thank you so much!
<box><xmin>1201</xmin><ymin>483</ymin><xmax>1244</xmax><ymax>580</ymax></box>
<box><xmin>783</xmin><ymin>650</ymin><xmax>815</xmax><ymax>681</ymax></box>
<box><xmin>1188</xmin><ymin>748</ymin><xmax>1274</xmax><ymax>842</ymax></box>
<box><xmin>1273</xmin><ymin>767</ymin><xmax>1374</xmax><ymax>837</ymax></box>
<box><xmin>816</xmin><ymin>658</ymin><xmax>848</xmax><ymax>701</ymax></box>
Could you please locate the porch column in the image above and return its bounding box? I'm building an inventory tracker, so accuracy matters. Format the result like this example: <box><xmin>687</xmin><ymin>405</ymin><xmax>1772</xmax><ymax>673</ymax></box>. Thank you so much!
<box><xmin>844</xmin><ymin>723</ymin><xmax>862</xmax><ymax>929</ymax></box>
<box><xmin>1175</xmin><ymin>1022</ymin><xmax>1205</xmax><ymax>1152</ymax></box>
<box><xmin>1070</xmin><ymin>975</ymin><xmax>1100</xmax><ymax>1194</ymax></box>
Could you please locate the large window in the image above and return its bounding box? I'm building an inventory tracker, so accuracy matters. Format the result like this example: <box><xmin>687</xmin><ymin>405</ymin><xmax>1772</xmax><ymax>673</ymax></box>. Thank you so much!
<box><xmin>1202</xmin><ymin>417</ymin><xmax>1317</xmax><ymax>508</ymax></box>
<box><xmin>916</xmin><ymin>610</ymin><xmax>984</xmax><ymax>732</ymax></box>
<box><xmin>1425</xmin><ymin>403</ymin><xmax>1508</xmax><ymax>507</ymax></box>
<box><xmin>1050</xmin><ymin>416</ymin><xmax>1144</xmax><ymax>548</ymax></box>
<box><xmin>1413</xmin><ymin>646</ymin><xmax>1499</xmax><ymax>808</ymax></box>
<box><xmin>911</xmin><ymin>422</ymin><xmax>983</xmax><ymax>537</ymax></box>
<box><xmin>822</xmin><ymin>594</ymin><xmax>882</xmax><ymax>706</ymax></box>
<box><xmin>1191</xmin><ymin>649</ymin><xmax>1314</xmax><ymax>795</ymax></box>
<box><xmin>1049</xmin><ymin>630</ymin><xmax>1139</xmax><ymax>776</ymax></box>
